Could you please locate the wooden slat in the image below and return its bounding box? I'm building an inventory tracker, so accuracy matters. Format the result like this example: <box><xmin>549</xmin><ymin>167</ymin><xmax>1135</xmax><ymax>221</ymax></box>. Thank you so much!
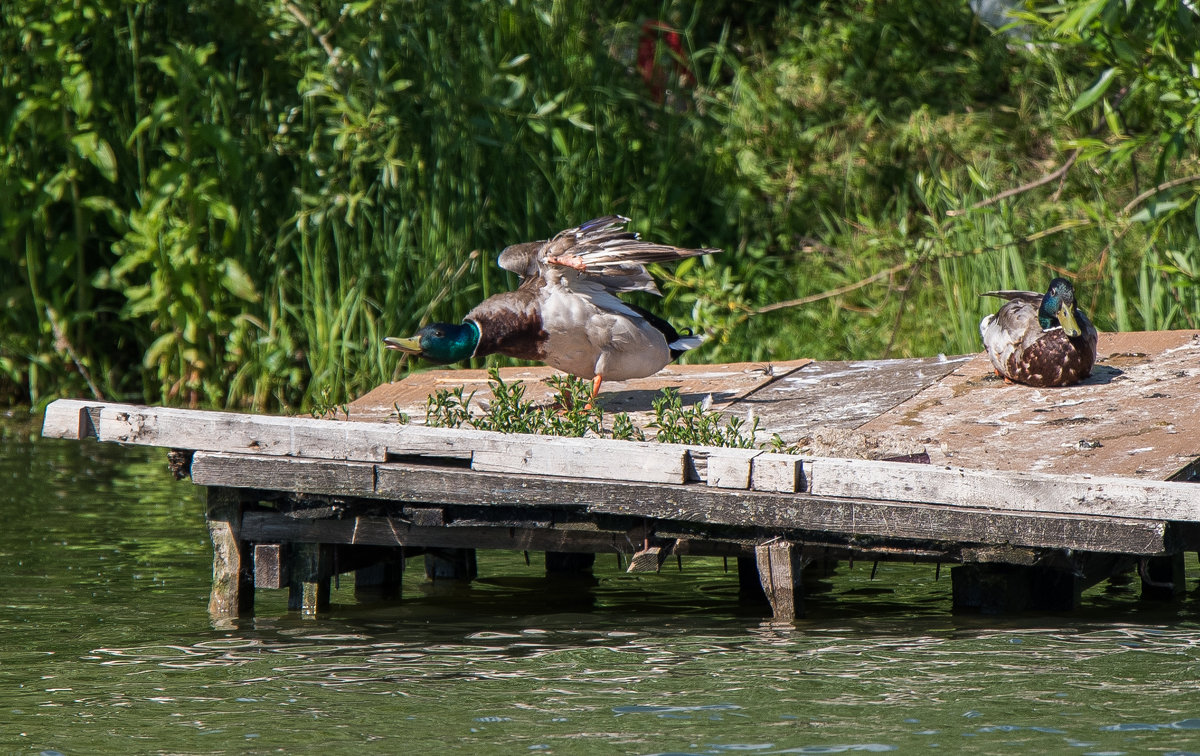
<box><xmin>189</xmin><ymin>452</ymin><xmax>1170</xmax><ymax>554</ymax></box>
<box><xmin>706</xmin><ymin>449</ymin><xmax>761</xmax><ymax>489</ymax></box>
<box><xmin>387</xmin><ymin>425</ymin><xmax>691</xmax><ymax>484</ymax></box>
<box><xmin>41</xmin><ymin>399</ymin><xmax>140</xmax><ymax>439</ymax></box>
<box><xmin>94</xmin><ymin>405</ymin><xmax>388</xmax><ymax>461</ymax></box>
<box><xmin>751</xmin><ymin>453</ymin><xmax>806</xmax><ymax>493</ymax></box>
<box><xmin>241</xmin><ymin>511</ymin><xmax>646</xmax><ymax>554</ymax></box>
<box><xmin>807</xmin><ymin>457</ymin><xmax>1200</xmax><ymax>521</ymax></box>
<box><xmin>56</xmin><ymin>401</ymin><xmax>691</xmax><ymax>485</ymax></box>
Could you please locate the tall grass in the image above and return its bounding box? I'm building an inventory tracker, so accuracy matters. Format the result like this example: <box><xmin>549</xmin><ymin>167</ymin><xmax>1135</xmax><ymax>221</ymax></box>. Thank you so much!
<box><xmin>2</xmin><ymin>0</ymin><xmax>1198</xmax><ymax>411</ymax></box>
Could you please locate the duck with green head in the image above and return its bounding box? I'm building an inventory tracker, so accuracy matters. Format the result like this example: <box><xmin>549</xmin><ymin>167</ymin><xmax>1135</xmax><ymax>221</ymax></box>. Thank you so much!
<box><xmin>979</xmin><ymin>277</ymin><xmax>1098</xmax><ymax>387</ymax></box>
<box><xmin>384</xmin><ymin>216</ymin><xmax>719</xmax><ymax>403</ymax></box>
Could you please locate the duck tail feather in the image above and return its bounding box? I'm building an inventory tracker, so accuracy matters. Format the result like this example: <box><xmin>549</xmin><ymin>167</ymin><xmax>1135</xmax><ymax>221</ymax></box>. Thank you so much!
<box><xmin>668</xmin><ymin>333</ymin><xmax>706</xmax><ymax>352</ymax></box>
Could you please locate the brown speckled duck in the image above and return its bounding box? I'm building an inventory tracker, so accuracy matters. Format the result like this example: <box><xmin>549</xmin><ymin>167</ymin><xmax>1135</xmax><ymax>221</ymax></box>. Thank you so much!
<box><xmin>979</xmin><ymin>277</ymin><xmax>1098</xmax><ymax>387</ymax></box>
<box><xmin>384</xmin><ymin>216</ymin><xmax>719</xmax><ymax>402</ymax></box>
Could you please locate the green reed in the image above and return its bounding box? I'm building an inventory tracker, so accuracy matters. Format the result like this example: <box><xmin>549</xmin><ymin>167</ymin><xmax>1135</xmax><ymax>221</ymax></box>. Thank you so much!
<box><xmin>2</xmin><ymin>0</ymin><xmax>1198</xmax><ymax>412</ymax></box>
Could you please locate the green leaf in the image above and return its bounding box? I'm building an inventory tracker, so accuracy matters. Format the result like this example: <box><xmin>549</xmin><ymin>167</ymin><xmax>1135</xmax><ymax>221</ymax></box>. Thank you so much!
<box><xmin>63</xmin><ymin>71</ymin><xmax>93</xmax><ymax>120</ymax></box>
<box><xmin>1129</xmin><ymin>201</ymin><xmax>1180</xmax><ymax>222</ymax></box>
<box><xmin>221</xmin><ymin>259</ymin><xmax>260</xmax><ymax>302</ymax></box>
<box><xmin>1068</xmin><ymin>68</ymin><xmax>1117</xmax><ymax>117</ymax></box>
<box><xmin>70</xmin><ymin>132</ymin><xmax>118</xmax><ymax>182</ymax></box>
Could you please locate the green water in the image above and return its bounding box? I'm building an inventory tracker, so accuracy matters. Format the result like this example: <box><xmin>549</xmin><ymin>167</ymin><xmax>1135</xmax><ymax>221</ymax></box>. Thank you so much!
<box><xmin>3</xmin><ymin>415</ymin><xmax>1200</xmax><ymax>755</ymax></box>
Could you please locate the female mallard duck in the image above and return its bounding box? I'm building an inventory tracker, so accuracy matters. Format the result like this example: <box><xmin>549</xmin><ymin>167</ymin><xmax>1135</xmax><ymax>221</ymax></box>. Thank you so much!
<box><xmin>979</xmin><ymin>277</ymin><xmax>1098</xmax><ymax>387</ymax></box>
<box><xmin>384</xmin><ymin>215</ymin><xmax>719</xmax><ymax>401</ymax></box>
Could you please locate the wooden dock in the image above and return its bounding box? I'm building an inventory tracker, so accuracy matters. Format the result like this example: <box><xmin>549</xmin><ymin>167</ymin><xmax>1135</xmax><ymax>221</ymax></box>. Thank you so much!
<box><xmin>41</xmin><ymin>330</ymin><xmax>1200</xmax><ymax>620</ymax></box>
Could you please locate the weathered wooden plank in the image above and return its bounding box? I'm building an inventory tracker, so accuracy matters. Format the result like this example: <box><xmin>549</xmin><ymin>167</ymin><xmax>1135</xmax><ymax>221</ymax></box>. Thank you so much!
<box><xmin>242</xmin><ymin>511</ymin><xmax>648</xmax><ymax>553</ymax></box>
<box><xmin>41</xmin><ymin>399</ymin><xmax>140</xmax><ymax>439</ymax></box>
<box><xmin>95</xmin><ymin>405</ymin><xmax>389</xmax><ymax>461</ymax></box>
<box><xmin>192</xmin><ymin>453</ymin><xmax>377</xmax><ymax>496</ymax></box>
<box><xmin>76</xmin><ymin>401</ymin><xmax>690</xmax><ymax>484</ymax></box>
<box><xmin>192</xmin><ymin>452</ymin><xmax>1170</xmax><ymax>554</ymax></box>
<box><xmin>466</xmin><ymin>432</ymin><xmax>689</xmax><ymax>484</ymax></box>
<box><xmin>751</xmin><ymin>453</ymin><xmax>806</xmax><ymax>493</ymax></box>
<box><xmin>731</xmin><ymin>355</ymin><xmax>974</xmax><ymax>438</ymax></box>
<box><xmin>706</xmin><ymin>449</ymin><xmax>761</xmax><ymax>489</ymax></box>
<box><xmin>807</xmin><ymin>457</ymin><xmax>1200</xmax><ymax>521</ymax></box>
<box><xmin>50</xmin><ymin>399</ymin><xmax>1200</xmax><ymax>505</ymax></box>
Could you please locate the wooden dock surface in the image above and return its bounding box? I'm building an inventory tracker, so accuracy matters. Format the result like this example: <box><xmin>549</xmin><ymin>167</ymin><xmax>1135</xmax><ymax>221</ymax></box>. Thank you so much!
<box><xmin>353</xmin><ymin>330</ymin><xmax>1200</xmax><ymax>480</ymax></box>
<box><xmin>40</xmin><ymin>329</ymin><xmax>1200</xmax><ymax>621</ymax></box>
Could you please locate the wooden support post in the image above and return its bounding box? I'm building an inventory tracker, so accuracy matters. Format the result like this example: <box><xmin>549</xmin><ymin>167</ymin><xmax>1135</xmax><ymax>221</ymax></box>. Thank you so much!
<box><xmin>951</xmin><ymin>564</ymin><xmax>1080</xmax><ymax>613</ymax></box>
<box><xmin>206</xmin><ymin>486</ymin><xmax>254</xmax><ymax>621</ymax></box>
<box><xmin>254</xmin><ymin>543</ymin><xmax>289</xmax><ymax>589</ymax></box>
<box><xmin>627</xmin><ymin>543</ymin><xmax>672</xmax><ymax>573</ymax></box>
<box><xmin>354</xmin><ymin>548</ymin><xmax>406</xmax><ymax>601</ymax></box>
<box><xmin>288</xmin><ymin>543</ymin><xmax>333</xmax><ymax>615</ymax></box>
<box><xmin>424</xmin><ymin>548</ymin><xmax>477</xmax><ymax>582</ymax></box>
<box><xmin>1140</xmin><ymin>554</ymin><xmax>1185</xmax><ymax>601</ymax></box>
<box><xmin>755</xmin><ymin>541</ymin><xmax>809</xmax><ymax>621</ymax></box>
<box><xmin>737</xmin><ymin>556</ymin><xmax>768</xmax><ymax>605</ymax></box>
<box><xmin>545</xmin><ymin>551</ymin><xmax>595</xmax><ymax>576</ymax></box>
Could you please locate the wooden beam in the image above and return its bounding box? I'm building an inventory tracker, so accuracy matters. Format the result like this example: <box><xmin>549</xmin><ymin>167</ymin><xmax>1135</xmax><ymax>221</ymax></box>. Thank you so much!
<box><xmin>242</xmin><ymin>511</ymin><xmax>644</xmax><ymax>554</ymax></box>
<box><xmin>751</xmin><ymin>453</ymin><xmax>806</xmax><ymax>493</ymax></box>
<box><xmin>755</xmin><ymin>540</ymin><xmax>810</xmax><ymax>620</ymax></box>
<box><xmin>705</xmin><ymin>449</ymin><xmax>761</xmax><ymax>489</ymax></box>
<box><xmin>627</xmin><ymin>543</ymin><xmax>673</xmax><ymax>572</ymax></box>
<box><xmin>51</xmin><ymin>400</ymin><xmax>693</xmax><ymax>484</ymax></box>
<box><xmin>205</xmin><ymin>487</ymin><xmax>254</xmax><ymax>620</ymax></box>
<box><xmin>1140</xmin><ymin>553</ymin><xmax>1186</xmax><ymax>601</ymax></box>
<box><xmin>254</xmin><ymin>543</ymin><xmax>288</xmax><ymax>589</ymax></box>
<box><xmin>45</xmin><ymin>399</ymin><xmax>1200</xmax><ymax>513</ymax></box>
<box><xmin>424</xmin><ymin>548</ymin><xmax>477</xmax><ymax>582</ymax></box>
<box><xmin>807</xmin><ymin>457</ymin><xmax>1200</xmax><ymax>522</ymax></box>
<box><xmin>190</xmin><ymin>452</ymin><xmax>1173</xmax><ymax>554</ymax></box>
<box><xmin>354</xmin><ymin>548</ymin><xmax>405</xmax><ymax>601</ymax></box>
<box><xmin>288</xmin><ymin>543</ymin><xmax>333</xmax><ymax>614</ymax></box>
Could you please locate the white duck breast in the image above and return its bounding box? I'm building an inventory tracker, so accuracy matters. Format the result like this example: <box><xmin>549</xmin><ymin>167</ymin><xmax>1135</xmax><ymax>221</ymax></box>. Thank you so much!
<box><xmin>537</xmin><ymin>272</ymin><xmax>670</xmax><ymax>380</ymax></box>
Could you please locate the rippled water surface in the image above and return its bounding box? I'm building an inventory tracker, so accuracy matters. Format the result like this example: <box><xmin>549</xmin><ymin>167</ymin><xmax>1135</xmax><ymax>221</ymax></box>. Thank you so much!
<box><xmin>4</xmin><ymin>414</ymin><xmax>1200</xmax><ymax>754</ymax></box>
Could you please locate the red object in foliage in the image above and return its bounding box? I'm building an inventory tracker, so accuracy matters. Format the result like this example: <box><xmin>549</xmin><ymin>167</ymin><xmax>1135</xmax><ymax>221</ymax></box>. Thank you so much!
<box><xmin>636</xmin><ymin>20</ymin><xmax>694</xmax><ymax>103</ymax></box>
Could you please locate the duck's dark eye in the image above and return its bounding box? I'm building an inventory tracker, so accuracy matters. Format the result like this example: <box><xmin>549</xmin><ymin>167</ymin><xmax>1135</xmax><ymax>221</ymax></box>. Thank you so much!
<box><xmin>434</xmin><ymin>329</ymin><xmax>445</xmax><ymax>337</ymax></box>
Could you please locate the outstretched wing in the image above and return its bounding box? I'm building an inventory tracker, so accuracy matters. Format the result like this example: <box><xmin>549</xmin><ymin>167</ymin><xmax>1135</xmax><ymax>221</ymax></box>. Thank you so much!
<box><xmin>981</xmin><ymin>289</ymin><xmax>1043</xmax><ymax>305</ymax></box>
<box><xmin>536</xmin><ymin>215</ymin><xmax>720</xmax><ymax>295</ymax></box>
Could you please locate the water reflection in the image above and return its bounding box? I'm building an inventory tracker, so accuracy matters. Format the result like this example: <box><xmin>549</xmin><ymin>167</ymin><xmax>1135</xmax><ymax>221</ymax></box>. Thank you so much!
<box><xmin>5</xmin><ymin>414</ymin><xmax>1200</xmax><ymax>754</ymax></box>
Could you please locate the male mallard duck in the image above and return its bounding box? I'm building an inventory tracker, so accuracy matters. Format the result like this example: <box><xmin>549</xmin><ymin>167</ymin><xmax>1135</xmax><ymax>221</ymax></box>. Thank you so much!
<box><xmin>979</xmin><ymin>277</ymin><xmax>1098</xmax><ymax>387</ymax></box>
<box><xmin>384</xmin><ymin>215</ymin><xmax>719</xmax><ymax>402</ymax></box>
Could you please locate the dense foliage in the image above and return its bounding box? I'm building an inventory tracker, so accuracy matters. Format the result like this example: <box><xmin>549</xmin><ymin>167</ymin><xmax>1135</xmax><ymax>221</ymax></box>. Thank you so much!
<box><xmin>2</xmin><ymin>0</ymin><xmax>1198</xmax><ymax>410</ymax></box>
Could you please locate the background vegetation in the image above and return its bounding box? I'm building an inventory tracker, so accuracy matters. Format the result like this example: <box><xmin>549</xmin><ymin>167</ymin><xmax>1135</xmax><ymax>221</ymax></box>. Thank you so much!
<box><xmin>2</xmin><ymin>0</ymin><xmax>1198</xmax><ymax>411</ymax></box>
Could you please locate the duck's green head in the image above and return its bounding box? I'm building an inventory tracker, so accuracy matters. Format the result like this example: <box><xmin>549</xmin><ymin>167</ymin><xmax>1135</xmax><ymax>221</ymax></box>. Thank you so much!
<box><xmin>1039</xmin><ymin>277</ymin><xmax>1083</xmax><ymax>337</ymax></box>
<box><xmin>383</xmin><ymin>321</ymin><xmax>480</xmax><ymax>364</ymax></box>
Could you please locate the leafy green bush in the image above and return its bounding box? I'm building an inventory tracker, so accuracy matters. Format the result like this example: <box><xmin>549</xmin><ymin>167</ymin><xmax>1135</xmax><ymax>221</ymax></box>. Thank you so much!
<box><xmin>2</xmin><ymin>0</ymin><xmax>1198</xmax><ymax>412</ymax></box>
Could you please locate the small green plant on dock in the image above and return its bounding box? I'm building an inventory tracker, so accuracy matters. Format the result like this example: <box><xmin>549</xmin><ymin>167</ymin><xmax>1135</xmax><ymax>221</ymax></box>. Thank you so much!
<box><xmin>424</xmin><ymin>368</ymin><xmax>608</xmax><ymax>437</ymax></box>
<box><xmin>646</xmin><ymin>389</ymin><xmax>760</xmax><ymax>448</ymax></box>
<box><xmin>422</xmin><ymin>368</ymin><xmax>766</xmax><ymax>448</ymax></box>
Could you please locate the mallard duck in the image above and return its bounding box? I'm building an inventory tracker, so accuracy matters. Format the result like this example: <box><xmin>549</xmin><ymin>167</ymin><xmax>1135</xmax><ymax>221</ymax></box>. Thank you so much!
<box><xmin>979</xmin><ymin>277</ymin><xmax>1098</xmax><ymax>387</ymax></box>
<box><xmin>384</xmin><ymin>215</ymin><xmax>719</xmax><ymax>402</ymax></box>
